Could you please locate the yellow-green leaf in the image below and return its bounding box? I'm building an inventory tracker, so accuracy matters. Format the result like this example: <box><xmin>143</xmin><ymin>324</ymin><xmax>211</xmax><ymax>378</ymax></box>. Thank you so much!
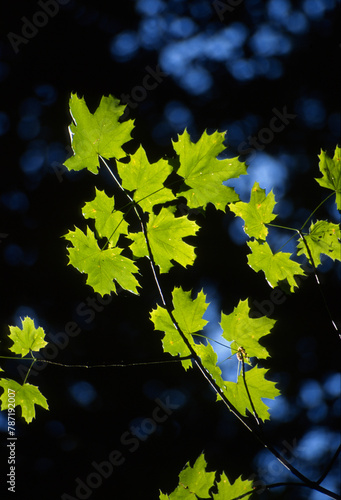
<box><xmin>82</xmin><ymin>188</ymin><xmax>128</xmax><ymax>245</ymax></box>
<box><xmin>221</xmin><ymin>299</ymin><xmax>275</xmax><ymax>360</ymax></box>
<box><xmin>130</xmin><ymin>207</ymin><xmax>199</xmax><ymax>273</ymax></box>
<box><xmin>173</xmin><ymin>129</ymin><xmax>246</xmax><ymax>210</ymax></box>
<box><xmin>229</xmin><ymin>182</ymin><xmax>277</xmax><ymax>239</ymax></box>
<box><xmin>247</xmin><ymin>240</ymin><xmax>305</xmax><ymax>293</ymax></box>
<box><xmin>297</xmin><ymin>220</ymin><xmax>341</xmax><ymax>266</ymax></box>
<box><xmin>64</xmin><ymin>226</ymin><xmax>140</xmax><ymax>295</ymax></box>
<box><xmin>65</xmin><ymin>94</ymin><xmax>134</xmax><ymax>174</ymax></box>
<box><xmin>9</xmin><ymin>317</ymin><xmax>47</xmax><ymax>357</ymax></box>
<box><xmin>0</xmin><ymin>379</ymin><xmax>48</xmax><ymax>424</ymax></box>
<box><xmin>117</xmin><ymin>145</ymin><xmax>176</xmax><ymax>212</ymax></box>
<box><xmin>315</xmin><ymin>146</ymin><xmax>341</xmax><ymax>210</ymax></box>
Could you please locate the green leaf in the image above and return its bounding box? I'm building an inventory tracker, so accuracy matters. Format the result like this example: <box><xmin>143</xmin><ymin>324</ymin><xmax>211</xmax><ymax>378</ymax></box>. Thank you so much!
<box><xmin>117</xmin><ymin>145</ymin><xmax>176</xmax><ymax>212</ymax></box>
<box><xmin>223</xmin><ymin>367</ymin><xmax>280</xmax><ymax>421</ymax></box>
<box><xmin>150</xmin><ymin>288</ymin><xmax>208</xmax><ymax>370</ymax></box>
<box><xmin>229</xmin><ymin>182</ymin><xmax>277</xmax><ymax>239</ymax></box>
<box><xmin>315</xmin><ymin>146</ymin><xmax>341</xmax><ymax>210</ymax></box>
<box><xmin>0</xmin><ymin>379</ymin><xmax>48</xmax><ymax>424</ymax></box>
<box><xmin>130</xmin><ymin>207</ymin><xmax>199</xmax><ymax>273</ymax></box>
<box><xmin>213</xmin><ymin>472</ymin><xmax>254</xmax><ymax>500</ymax></box>
<box><xmin>64</xmin><ymin>94</ymin><xmax>134</xmax><ymax>174</ymax></box>
<box><xmin>195</xmin><ymin>342</ymin><xmax>226</xmax><ymax>389</ymax></box>
<box><xmin>247</xmin><ymin>240</ymin><xmax>305</xmax><ymax>293</ymax></box>
<box><xmin>64</xmin><ymin>226</ymin><xmax>139</xmax><ymax>295</ymax></box>
<box><xmin>220</xmin><ymin>299</ymin><xmax>276</xmax><ymax>360</ymax></box>
<box><xmin>173</xmin><ymin>129</ymin><xmax>247</xmax><ymax>210</ymax></box>
<box><xmin>297</xmin><ymin>220</ymin><xmax>341</xmax><ymax>267</ymax></box>
<box><xmin>82</xmin><ymin>188</ymin><xmax>128</xmax><ymax>245</ymax></box>
<box><xmin>160</xmin><ymin>453</ymin><xmax>215</xmax><ymax>499</ymax></box>
<box><xmin>9</xmin><ymin>317</ymin><xmax>47</xmax><ymax>357</ymax></box>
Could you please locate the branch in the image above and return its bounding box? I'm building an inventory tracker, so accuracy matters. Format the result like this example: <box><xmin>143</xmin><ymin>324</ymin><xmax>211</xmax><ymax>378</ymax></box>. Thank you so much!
<box><xmin>231</xmin><ymin>480</ymin><xmax>341</xmax><ymax>500</ymax></box>
<box><xmin>317</xmin><ymin>443</ymin><xmax>341</xmax><ymax>485</ymax></box>
<box><xmin>100</xmin><ymin>155</ymin><xmax>340</xmax><ymax>497</ymax></box>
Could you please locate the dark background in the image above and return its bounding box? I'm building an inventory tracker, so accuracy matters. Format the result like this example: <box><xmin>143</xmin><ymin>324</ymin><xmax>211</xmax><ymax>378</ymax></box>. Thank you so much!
<box><xmin>0</xmin><ymin>1</ymin><xmax>340</xmax><ymax>499</ymax></box>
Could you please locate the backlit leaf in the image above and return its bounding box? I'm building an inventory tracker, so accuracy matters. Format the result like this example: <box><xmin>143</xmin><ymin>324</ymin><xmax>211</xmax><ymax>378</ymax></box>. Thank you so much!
<box><xmin>64</xmin><ymin>94</ymin><xmax>134</xmax><ymax>174</ymax></box>
<box><xmin>160</xmin><ymin>453</ymin><xmax>215</xmax><ymax>499</ymax></box>
<box><xmin>9</xmin><ymin>317</ymin><xmax>47</xmax><ymax>357</ymax></box>
<box><xmin>0</xmin><ymin>379</ymin><xmax>48</xmax><ymax>424</ymax></box>
<box><xmin>222</xmin><ymin>367</ymin><xmax>280</xmax><ymax>421</ymax></box>
<box><xmin>117</xmin><ymin>145</ymin><xmax>176</xmax><ymax>212</ymax></box>
<box><xmin>220</xmin><ymin>299</ymin><xmax>275</xmax><ymax>359</ymax></box>
<box><xmin>82</xmin><ymin>188</ymin><xmax>128</xmax><ymax>245</ymax></box>
<box><xmin>247</xmin><ymin>240</ymin><xmax>305</xmax><ymax>292</ymax></box>
<box><xmin>150</xmin><ymin>288</ymin><xmax>208</xmax><ymax>370</ymax></box>
<box><xmin>315</xmin><ymin>146</ymin><xmax>341</xmax><ymax>210</ymax></box>
<box><xmin>229</xmin><ymin>182</ymin><xmax>277</xmax><ymax>239</ymax></box>
<box><xmin>173</xmin><ymin>129</ymin><xmax>246</xmax><ymax>210</ymax></box>
<box><xmin>297</xmin><ymin>220</ymin><xmax>341</xmax><ymax>266</ymax></box>
<box><xmin>64</xmin><ymin>226</ymin><xmax>139</xmax><ymax>295</ymax></box>
<box><xmin>130</xmin><ymin>207</ymin><xmax>199</xmax><ymax>273</ymax></box>
<box><xmin>213</xmin><ymin>472</ymin><xmax>253</xmax><ymax>500</ymax></box>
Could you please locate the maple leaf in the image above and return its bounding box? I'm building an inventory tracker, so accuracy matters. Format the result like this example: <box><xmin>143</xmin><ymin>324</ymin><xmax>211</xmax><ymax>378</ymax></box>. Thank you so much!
<box><xmin>160</xmin><ymin>453</ymin><xmax>216</xmax><ymax>499</ymax></box>
<box><xmin>82</xmin><ymin>188</ymin><xmax>128</xmax><ymax>245</ymax></box>
<box><xmin>9</xmin><ymin>317</ymin><xmax>47</xmax><ymax>357</ymax></box>
<box><xmin>222</xmin><ymin>367</ymin><xmax>280</xmax><ymax>421</ymax></box>
<box><xmin>229</xmin><ymin>182</ymin><xmax>277</xmax><ymax>239</ymax></box>
<box><xmin>130</xmin><ymin>207</ymin><xmax>199</xmax><ymax>273</ymax></box>
<box><xmin>220</xmin><ymin>299</ymin><xmax>276</xmax><ymax>359</ymax></box>
<box><xmin>64</xmin><ymin>94</ymin><xmax>134</xmax><ymax>174</ymax></box>
<box><xmin>64</xmin><ymin>227</ymin><xmax>140</xmax><ymax>295</ymax></box>
<box><xmin>315</xmin><ymin>146</ymin><xmax>341</xmax><ymax>210</ymax></box>
<box><xmin>297</xmin><ymin>220</ymin><xmax>341</xmax><ymax>266</ymax></box>
<box><xmin>0</xmin><ymin>379</ymin><xmax>48</xmax><ymax>424</ymax></box>
<box><xmin>172</xmin><ymin>129</ymin><xmax>247</xmax><ymax>210</ymax></box>
<box><xmin>247</xmin><ymin>240</ymin><xmax>305</xmax><ymax>292</ymax></box>
<box><xmin>150</xmin><ymin>288</ymin><xmax>208</xmax><ymax>370</ymax></box>
<box><xmin>117</xmin><ymin>145</ymin><xmax>176</xmax><ymax>212</ymax></box>
<box><xmin>214</xmin><ymin>472</ymin><xmax>253</xmax><ymax>500</ymax></box>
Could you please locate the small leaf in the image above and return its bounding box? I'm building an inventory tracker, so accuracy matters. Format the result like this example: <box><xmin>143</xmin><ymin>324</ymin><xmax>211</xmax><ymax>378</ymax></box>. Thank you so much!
<box><xmin>229</xmin><ymin>182</ymin><xmax>277</xmax><ymax>239</ymax></box>
<box><xmin>160</xmin><ymin>453</ymin><xmax>215</xmax><ymax>499</ymax></box>
<box><xmin>315</xmin><ymin>146</ymin><xmax>341</xmax><ymax>210</ymax></box>
<box><xmin>297</xmin><ymin>220</ymin><xmax>341</xmax><ymax>266</ymax></box>
<box><xmin>82</xmin><ymin>188</ymin><xmax>128</xmax><ymax>245</ymax></box>
<box><xmin>221</xmin><ymin>299</ymin><xmax>275</xmax><ymax>359</ymax></box>
<box><xmin>150</xmin><ymin>288</ymin><xmax>208</xmax><ymax>370</ymax></box>
<box><xmin>173</xmin><ymin>129</ymin><xmax>247</xmax><ymax>210</ymax></box>
<box><xmin>222</xmin><ymin>367</ymin><xmax>280</xmax><ymax>421</ymax></box>
<box><xmin>0</xmin><ymin>379</ymin><xmax>48</xmax><ymax>424</ymax></box>
<box><xmin>9</xmin><ymin>317</ymin><xmax>47</xmax><ymax>357</ymax></box>
<box><xmin>247</xmin><ymin>240</ymin><xmax>305</xmax><ymax>293</ymax></box>
<box><xmin>117</xmin><ymin>145</ymin><xmax>176</xmax><ymax>212</ymax></box>
<box><xmin>130</xmin><ymin>207</ymin><xmax>199</xmax><ymax>273</ymax></box>
<box><xmin>64</xmin><ymin>227</ymin><xmax>140</xmax><ymax>295</ymax></box>
<box><xmin>213</xmin><ymin>472</ymin><xmax>253</xmax><ymax>500</ymax></box>
<box><xmin>65</xmin><ymin>94</ymin><xmax>134</xmax><ymax>174</ymax></box>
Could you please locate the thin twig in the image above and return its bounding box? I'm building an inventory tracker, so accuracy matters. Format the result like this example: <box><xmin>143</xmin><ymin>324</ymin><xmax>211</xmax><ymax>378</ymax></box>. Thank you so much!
<box><xmin>298</xmin><ymin>230</ymin><xmax>340</xmax><ymax>339</ymax></box>
<box><xmin>317</xmin><ymin>443</ymin><xmax>341</xmax><ymax>485</ymax></box>
<box><xmin>240</xmin><ymin>355</ymin><xmax>261</xmax><ymax>426</ymax></box>
<box><xmin>101</xmin><ymin>155</ymin><xmax>339</xmax><ymax>496</ymax></box>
